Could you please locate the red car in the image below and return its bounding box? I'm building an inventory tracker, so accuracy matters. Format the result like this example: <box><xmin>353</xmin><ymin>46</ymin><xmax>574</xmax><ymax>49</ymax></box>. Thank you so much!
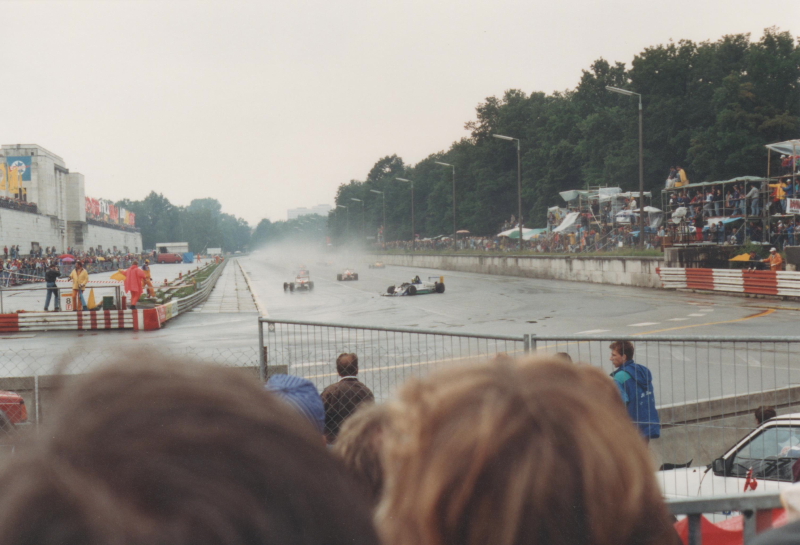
<box><xmin>157</xmin><ymin>253</ymin><xmax>184</xmax><ymax>264</ymax></box>
<box><xmin>0</xmin><ymin>391</ymin><xmax>27</xmax><ymax>425</ymax></box>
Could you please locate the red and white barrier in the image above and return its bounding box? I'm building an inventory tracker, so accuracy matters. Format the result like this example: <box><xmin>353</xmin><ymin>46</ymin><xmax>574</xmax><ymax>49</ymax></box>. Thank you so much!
<box><xmin>0</xmin><ymin>301</ymin><xmax>180</xmax><ymax>333</ymax></box>
<box><xmin>658</xmin><ymin>268</ymin><xmax>800</xmax><ymax>297</ymax></box>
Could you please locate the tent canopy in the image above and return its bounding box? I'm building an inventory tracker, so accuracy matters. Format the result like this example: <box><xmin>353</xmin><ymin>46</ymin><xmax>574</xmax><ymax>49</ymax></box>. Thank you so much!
<box><xmin>766</xmin><ymin>139</ymin><xmax>800</xmax><ymax>155</ymax></box>
<box><xmin>552</xmin><ymin>212</ymin><xmax>580</xmax><ymax>233</ymax></box>
<box><xmin>664</xmin><ymin>176</ymin><xmax>768</xmax><ymax>191</ymax></box>
<box><xmin>497</xmin><ymin>227</ymin><xmax>546</xmax><ymax>240</ymax></box>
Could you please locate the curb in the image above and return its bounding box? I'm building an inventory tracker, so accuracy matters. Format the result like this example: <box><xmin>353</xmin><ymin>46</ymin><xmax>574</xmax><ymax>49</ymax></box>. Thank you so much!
<box><xmin>236</xmin><ymin>259</ymin><xmax>267</xmax><ymax>317</ymax></box>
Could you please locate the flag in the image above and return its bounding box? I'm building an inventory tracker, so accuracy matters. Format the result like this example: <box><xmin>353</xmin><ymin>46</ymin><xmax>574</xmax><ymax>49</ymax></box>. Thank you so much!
<box><xmin>0</xmin><ymin>163</ymin><xmax>6</xmax><ymax>190</ymax></box>
<box><xmin>8</xmin><ymin>168</ymin><xmax>20</xmax><ymax>193</ymax></box>
<box><xmin>6</xmin><ymin>157</ymin><xmax>32</xmax><ymax>181</ymax></box>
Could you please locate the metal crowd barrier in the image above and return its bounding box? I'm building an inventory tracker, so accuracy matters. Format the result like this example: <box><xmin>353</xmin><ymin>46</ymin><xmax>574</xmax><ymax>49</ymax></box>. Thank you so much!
<box><xmin>667</xmin><ymin>491</ymin><xmax>784</xmax><ymax>545</ymax></box>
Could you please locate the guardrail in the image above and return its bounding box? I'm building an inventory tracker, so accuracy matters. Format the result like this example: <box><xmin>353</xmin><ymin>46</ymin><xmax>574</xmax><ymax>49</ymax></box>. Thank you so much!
<box><xmin>667</xmin><ymin>491</ymin><xmax>784</xmax><ymax>545</ymax></box>
<box><xmin>175</xmin><ymin>259</ymin><xmax>227</xmax><ymax>314</ymax></box>
<box><xmin>659</xmin><ymin>267</ymin><xmax>800</xmax><ymax>297</ymax></box>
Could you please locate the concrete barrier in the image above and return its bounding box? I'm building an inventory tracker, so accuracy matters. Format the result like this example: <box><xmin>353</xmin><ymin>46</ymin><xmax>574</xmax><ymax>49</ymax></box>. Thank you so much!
<box><xmin>375</xmin><ymin>253</ymin><xmax>665</xmax><ymax>288</ymax></box>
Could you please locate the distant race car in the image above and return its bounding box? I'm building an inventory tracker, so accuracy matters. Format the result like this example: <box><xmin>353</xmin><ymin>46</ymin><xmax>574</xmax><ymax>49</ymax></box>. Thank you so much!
<box><xmin>284</xmin><ymin>269</ymin><xmax>314</xmax><ymax>292</ymax></box>
<box><xmin>384</xmin><ymin>276</ymin><xmax>445</xmax><ymax>296</ymax></box>
<box><xmin>368</xmin><ymin>262</ymin><xmax>385</xmax><ymax>269</ymax></box>
<box><xmin>337</xmin><ymin>269</ymin><xmax>359</xmax><ymax>281</ymax></box>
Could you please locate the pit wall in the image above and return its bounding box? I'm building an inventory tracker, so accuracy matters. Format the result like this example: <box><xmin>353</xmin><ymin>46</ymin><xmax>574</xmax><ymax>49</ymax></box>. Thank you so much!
<box><xmin>375</xmin><ymin>253</ymin><xmax>665</xmax><ymax>288</ymax></box>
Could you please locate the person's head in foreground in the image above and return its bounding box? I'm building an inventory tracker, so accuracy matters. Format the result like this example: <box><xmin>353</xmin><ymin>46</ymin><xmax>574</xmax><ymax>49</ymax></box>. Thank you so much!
<box><xmin>0</xmin><ymin>358</ymin><xmax>379</xmax><ymax>545</ymax></box>
<box><xmin>376</xmin><ymin>357</ymin><xmax>675</xmax><ymax>545</ymax></box>
<box><xmin>332</xmin><ymin>403</ymin><xmax>389</xmax><ymax>507</ymax></box>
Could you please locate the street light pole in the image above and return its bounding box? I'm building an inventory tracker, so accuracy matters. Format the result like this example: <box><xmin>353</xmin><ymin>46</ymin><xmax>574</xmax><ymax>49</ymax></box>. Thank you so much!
<box><xmin>492</xmin><ymin>134</ymin><xmax>523</xmax><ymax>251</ymax></box>
<box><xmin>606</xmin><ymin>85</ymin><xmax>645</xmax><ymax>249</ymax></box>
<box><xmin>351</xmin><ymin>198</ymin><xmax>365</xmax><ymax>245</ymax></box>
<box><xmin>336</xmin><ymin>204</ymin><xmax>349</xmax><ymax>244</ymax></box>
<box><xmin>369</xmin><ymin>189</ymin><xmax>386</xmax><ymax>246</ymax></box>
<box><xmin>435</xmin><ymin>161</ymin><xmax>457</xmax><ymax>251</ymax></box>
<box><xmin>395</xmin><ymin>178</ymin><xmax>415</xmax><ymax>251</ymax></box>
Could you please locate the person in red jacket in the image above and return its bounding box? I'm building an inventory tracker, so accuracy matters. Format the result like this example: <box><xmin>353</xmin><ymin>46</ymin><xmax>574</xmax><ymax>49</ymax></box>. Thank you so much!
<box><xmin>118</xmin><ymin>261</ymin><xmax>148</xmax><ymax>309</ymax></box>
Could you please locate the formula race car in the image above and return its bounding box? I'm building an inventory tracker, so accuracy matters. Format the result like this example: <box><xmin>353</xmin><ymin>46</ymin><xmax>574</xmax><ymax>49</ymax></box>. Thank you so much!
<box><xmin>337</xmin><ymin>269</ymin><xmax>359</xmax><ymax>281</ymax></box>
<box><xmin>284</xmin><ymin>269</ymin><xmax>314</xmax><ymax>292</ymax></box>
<box><xmin>384</xmin><ymin>276</ymin><xmax>445</xmax><ymax>296</ymax></box>
<box><xmin>368</xmin><ymin>262</ymin><xmax>385</xmax><ymax>269</ymax></box>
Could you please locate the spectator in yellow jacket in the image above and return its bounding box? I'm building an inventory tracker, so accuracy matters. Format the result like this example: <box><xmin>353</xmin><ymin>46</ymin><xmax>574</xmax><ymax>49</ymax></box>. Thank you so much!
<box><xmin>675</xmin><ymin>165</ymin><xmax>689</xmax><ymax>188</ymax></box>
<box><xmin>69</xmin><ymin>261</ymin><xmax>89</xmax><ymax>311</ymax></box>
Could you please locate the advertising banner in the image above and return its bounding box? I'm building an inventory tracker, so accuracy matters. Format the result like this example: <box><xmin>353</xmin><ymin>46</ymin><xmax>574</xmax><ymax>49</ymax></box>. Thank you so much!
<box><xmin>788</xmin><ymin>199</ymin><xmax>800</xmax><ymax>215</ymax></box>
<box><xmin>6</xmin><ymin>156</ymin><xmax>32</xmax><ymax>182</ymax></box>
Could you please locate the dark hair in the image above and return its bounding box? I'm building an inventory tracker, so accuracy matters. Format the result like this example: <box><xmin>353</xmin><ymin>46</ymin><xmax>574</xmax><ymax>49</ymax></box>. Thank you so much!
<box><xmin>336</xmin><ymin>353</ymin><xmax>359</xmax><ymax>376</ymax></box>
<box><xmin>754</xmin><ymin>406</ymin><xmax>777</xmax><ymax>425</ymax></box>
<box><xmin>609</xmin><ymin>340</ymin><xmax>635</xmax><ymax>361</ymax></box>
<box><xmin>333</xmin><ymin>403</ymin><xmax>388</xmax><ymax>507</ymax></box>
<box><xmin>0</xmin><ymin>357</ymin><xmax>379</xmax><ymax>545</ymax></box>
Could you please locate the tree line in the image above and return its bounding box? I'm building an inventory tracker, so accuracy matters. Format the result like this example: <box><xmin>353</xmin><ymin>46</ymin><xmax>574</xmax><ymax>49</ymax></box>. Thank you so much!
<box><xmin>329</xmin><ymin>28</ymin><xmax>799</xmax><ymax>243</ymax></box>
<box><xmin>117</xmin><ymin>193</ymin><xmax>251</xmax><ymax>253</ymax></box>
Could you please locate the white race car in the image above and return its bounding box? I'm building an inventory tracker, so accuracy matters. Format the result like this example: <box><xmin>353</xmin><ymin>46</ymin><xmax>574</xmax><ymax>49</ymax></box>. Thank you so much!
<box><xmin>337</xmin><ymin>269</ymin><xmax>359</xmax><ymax>281</ymax></box>
<box><xmin>284</xmin><ymin>269</ymin><xmax>314</xmax><ymax>292</ymax></box>
<box><xmin>384</xmin><ymin>276</ymin><xmax>445</xmax><ymax>296</ymax></box>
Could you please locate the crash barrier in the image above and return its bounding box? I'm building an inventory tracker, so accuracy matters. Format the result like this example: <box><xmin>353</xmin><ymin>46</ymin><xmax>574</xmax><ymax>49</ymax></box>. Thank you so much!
<box><xmin>259</xmin><ymin>322</ymin><xmax>800</xmax><ymax>496</ymax></box>
<box><xmin>659</xmin><ymin>268</ymin><xmax>800</xmax><ymax>297</ymax></box>
<box><xmin>0</xmin><ymin>260</ymin><xmax>227</xmax><ymax>333</ymax></box>
<box><xmin>668</xmin><ymin>491</ymin><xmax>785</xmax><ymax>545</ymax></box>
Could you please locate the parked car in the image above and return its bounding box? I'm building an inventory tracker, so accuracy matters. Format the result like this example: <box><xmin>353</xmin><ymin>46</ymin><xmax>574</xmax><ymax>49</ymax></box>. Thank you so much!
<box><xmin>157</xmin><ymin>252</ymin><xmax>184</xmax><ymax>264</ymax></box>
<box><xmin>659</xmin><ymin>413</ymin><xmax>800</xmax><ymax>501</ymax></box>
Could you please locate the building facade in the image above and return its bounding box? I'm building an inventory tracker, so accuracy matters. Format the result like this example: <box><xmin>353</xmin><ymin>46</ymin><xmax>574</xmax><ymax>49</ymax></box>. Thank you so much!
<box><xmin>0</xmin><ymin>144</ymin><xmax>142</xmax><ymax>254</ymax></box>
<box><xmin>287</xmin><ymin>204</ymin><xmax>332</xmax><ymax>220</ymax></box>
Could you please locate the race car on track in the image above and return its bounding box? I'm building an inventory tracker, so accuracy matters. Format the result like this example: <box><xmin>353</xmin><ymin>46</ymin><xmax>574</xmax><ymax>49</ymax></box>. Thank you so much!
<box><xmin>284</xmin><ymin>269</ymin><xmax>314</xmax><ymax>292</ymax></box>
<box><xmin>337</xmin><ymin>269</ymin><xmax>358</xmax><ymax>281</ymax></box>
<box><xmin>368</xmin><ymin>262</ymin><xmax>386</xmax><ymax>269</ymax></box>
<box><xmin>384</xmin><ymin>276</ymin><xmax>445</xmax><ymax>296</ymax></box>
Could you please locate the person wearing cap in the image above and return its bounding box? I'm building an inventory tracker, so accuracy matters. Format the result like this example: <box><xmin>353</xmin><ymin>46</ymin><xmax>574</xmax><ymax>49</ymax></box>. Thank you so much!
<box><xmin>321</xmin><ymin>353</ymin><xmax>375</xmax><ymax>445</ymax></box>
<box><xmin>68</xmin><ymin>261</ymin><xmax>89</xmax><ymax>311</ymax></box>
<box><xmin>265</xmin><ymin>374</ymin><xmax>326</xmax><ymax>438</ymax></box>
<box><xmin>763</xmin><ymin>248</ymin><xmax>784</xmax><ymax>271</ymax></box>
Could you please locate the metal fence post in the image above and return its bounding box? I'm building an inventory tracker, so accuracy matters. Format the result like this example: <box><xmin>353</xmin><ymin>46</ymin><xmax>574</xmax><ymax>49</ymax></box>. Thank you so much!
<box><xmin>258</xmin><ymin>319</ymin><xmax>266</xmax><ymax>382</ymax></box>
<box><xmin>34</xmin><ymin>373</ymin><xmax>40</xmax><ymax>428</ymax></box>
<box><xmin>523</xmin><ymin>334</ymin><xmax>530</xmax><ymax>354</ymax></box>
<box><xmin>529</xmin><ymin>334</ymin><xmax>537</xmax><ymax>353</ymax></box>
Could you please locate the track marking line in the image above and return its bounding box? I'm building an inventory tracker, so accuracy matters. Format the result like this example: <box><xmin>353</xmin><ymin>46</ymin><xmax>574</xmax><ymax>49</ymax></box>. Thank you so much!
<box><xmin>633</xmin><ymin>309</ymin><xmax>775</xmax><ymax>336</ymax></box>
<box><xmin>687</xmin><ymin>313</ymin><xmax>706</xmax><ymax>317</ymax></box>
<box><xmin>577</xmin><ymin>329</ymin><xmax>610</xmax><ymax>334</ymax></box>
<box><xmin>628</xmin><ymin>322</ymin><xmax>659</xmax><ymax>327</ymax></box>
<box><xmin>667</xmin><ymin>318</ymin><xmax>689</xmax><ymax>322</ymax></box>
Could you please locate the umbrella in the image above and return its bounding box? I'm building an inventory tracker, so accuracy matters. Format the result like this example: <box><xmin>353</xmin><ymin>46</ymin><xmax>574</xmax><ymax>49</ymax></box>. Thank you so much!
<box><xmin>59</xmin><ymin>254</ymin><xmax>75</xmax><ymax>260</ymax></box>
<box><xmin>60</xmin><ymin>256</ymin><xmax>75</xmax><ymax>262</ymax></box>
<box><xmin>456</xmin><ymin>230</ymin><xmax>470</xmax><ymax>234</ymax></box>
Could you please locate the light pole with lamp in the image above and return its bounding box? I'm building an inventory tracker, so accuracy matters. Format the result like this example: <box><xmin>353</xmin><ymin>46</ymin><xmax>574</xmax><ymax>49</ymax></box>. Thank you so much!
<box><xmin>369</xmin><ymin>189</ymin><xmax>386</xmax><ymax>245</ymax></box>
<box><xmin>336</xmin><ymin>204</ymin><xmax>349</xmax><ymax>243</ymax></box>
<box><xmin>492</xmin><ymin>134</ymin><xmax>523</xmax><ymax>251</ymax></box>
<box><xmin>435</xmin><ymin>161</ymin><xmax>457</xmax><ymax>250</ymax></box>
<box><xmin>606</xmin><ymin>85</ymin><xmax>644</xmax><ymax>249</ymax></box>
<box><xmin>395</xmin><ymin>177</ymin><xmax>415</xmax><ymax>251</ymax></box>
<box><xmin>351</xmin><ymin>198</ymin><xmax>365</xmax><ymax>245</ymax></box>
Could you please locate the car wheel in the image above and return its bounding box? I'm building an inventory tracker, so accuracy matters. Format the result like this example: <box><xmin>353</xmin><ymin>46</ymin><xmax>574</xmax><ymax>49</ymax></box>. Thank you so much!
<box><xmin>337</xmin><ymin>274</ymin><xmax>342</xmax><ymax>281</ymax></box>
<box><xmin>283</xmin><ymin>283</ymin><xmax>288</xmax><ymax>291</ymax></box>
<box><xmin>289</xmin><ymin>284</ymin><xmax>294</xmax><ymax>292</ymax></box>
<box><xmin>354</xmin><ymin>274</ymin><xmax>358</xmax><ymax>281</ymax></box>
<box><xmin>309</xmin><ymin>282</ymin><xmax>314</xmax><ymax>290</ymax></box>
<box><xmin>387</xmin><ymin>285</ymin><xmax>395</xmax><ymax>294</ymax></box>
<box><xmin>408</xmin><ymin>285</ymin><xmax>417</xmax><ymax>296</ymax></box>
<box><xmin>435</xmin><ymin>282</ymin><xmax>445</xmax><ymax>294</ymax></box>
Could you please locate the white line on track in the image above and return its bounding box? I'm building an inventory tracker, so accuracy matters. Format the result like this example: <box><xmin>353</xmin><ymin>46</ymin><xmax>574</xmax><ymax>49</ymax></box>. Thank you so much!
<box><xmin>687</xmin><ymin>313</ymin><xmax>707</xmax><ymax>317</ymax></box>
<box><xmin>667</xmin><ymin>318</ymin><xmax>689</xmax><ymax>321</ymax></box>
<box><xmin>628</xmin><ymin>322</ymin><xmax>659</xmax><ymax>327</ymax></box>
<box><xmin>576</xmin><ymin>329</ymin><xmax>610</xmax><ymax>334</ymax></box>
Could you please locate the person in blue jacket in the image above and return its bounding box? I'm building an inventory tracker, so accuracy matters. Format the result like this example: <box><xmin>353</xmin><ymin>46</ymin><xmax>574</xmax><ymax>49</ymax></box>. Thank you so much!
<box><xmin>609</xmin><ymin>340</ymin><xmax>660</xmax><ymax>442</ymax></box>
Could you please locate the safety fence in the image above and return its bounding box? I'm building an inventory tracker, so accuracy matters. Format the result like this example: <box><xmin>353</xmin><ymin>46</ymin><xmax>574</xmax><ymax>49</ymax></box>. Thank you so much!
<box><xmin>668</xmin><ymin>491</ymin><xmax>784</xmax><ymax>545</ymax></box>
<box><xmin>659</xmin><ymin>267</ymin><xmax>800</xmax><ymax>297</ymax></box>
<box><xmin>258</xmin><ymin>320</ymin><xmax>800</xmax><ymax>498</ymax></box>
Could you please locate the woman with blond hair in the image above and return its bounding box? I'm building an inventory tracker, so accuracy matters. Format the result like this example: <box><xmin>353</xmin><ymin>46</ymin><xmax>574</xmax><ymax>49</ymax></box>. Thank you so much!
<box><xmin>377</xmin><ymin>357</ymin><xmax>675</xmax><ymax>545</ymax></box>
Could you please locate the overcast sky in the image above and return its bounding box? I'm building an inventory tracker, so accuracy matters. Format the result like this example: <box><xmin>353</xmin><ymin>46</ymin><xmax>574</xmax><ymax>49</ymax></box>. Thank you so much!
<box><xmin>2</xmin><ymin>0</ymin><xmax>796</xmax><ymax>225</ymax></box>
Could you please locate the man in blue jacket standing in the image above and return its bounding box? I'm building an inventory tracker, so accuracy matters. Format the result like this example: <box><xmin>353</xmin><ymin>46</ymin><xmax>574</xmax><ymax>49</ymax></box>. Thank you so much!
<box><xmin>610</xmin><ymin>341</ymin><xmax>660</xmax><ymax>442</ymax></box>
